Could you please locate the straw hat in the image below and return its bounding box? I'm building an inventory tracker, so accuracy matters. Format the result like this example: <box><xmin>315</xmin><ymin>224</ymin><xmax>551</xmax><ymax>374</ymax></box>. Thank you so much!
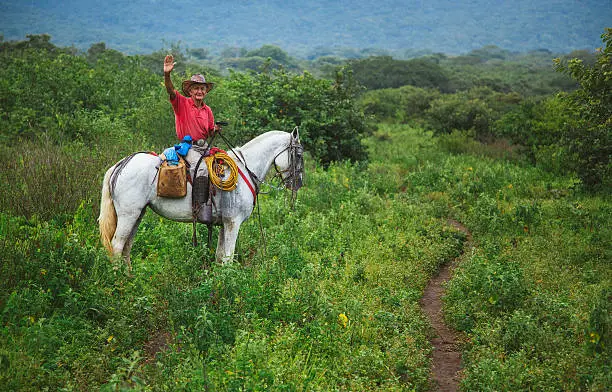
<box><xmin>181</xmin><ymin>74</ymin><xmax>214</xmax><ymax>95</ymax></box>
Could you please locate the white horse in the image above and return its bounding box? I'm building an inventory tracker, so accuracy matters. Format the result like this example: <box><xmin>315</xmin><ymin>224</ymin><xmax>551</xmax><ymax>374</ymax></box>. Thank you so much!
<box><xmin>98</xmin><ymin>129</ymin><xmax>303</xmax><ymax>269</ymax></box>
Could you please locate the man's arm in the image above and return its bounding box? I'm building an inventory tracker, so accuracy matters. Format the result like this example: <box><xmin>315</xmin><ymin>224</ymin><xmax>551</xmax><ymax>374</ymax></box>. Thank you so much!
<box><xmin>164</xmin><ymin>55</ymin><xmax>176</xmax><ymax>100</ymax></box>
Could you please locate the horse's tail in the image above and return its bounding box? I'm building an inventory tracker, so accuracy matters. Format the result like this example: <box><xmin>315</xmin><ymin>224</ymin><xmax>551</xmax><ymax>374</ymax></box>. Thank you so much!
<box><xmin>98</xmin><ymin>166</ymin><xmax>117</xmax><ymax>255</ymax></box>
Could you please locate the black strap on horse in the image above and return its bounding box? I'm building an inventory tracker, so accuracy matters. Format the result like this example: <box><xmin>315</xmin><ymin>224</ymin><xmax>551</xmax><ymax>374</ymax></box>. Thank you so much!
<box><xmin>191</xmin><ymin>148</ymin><xmax>214</xmax><ymax>248</ymax></box>
<box><xmin>190</xmin><ymin>121</ymin><xmax>227</xmax><ymax>249</ymax></box>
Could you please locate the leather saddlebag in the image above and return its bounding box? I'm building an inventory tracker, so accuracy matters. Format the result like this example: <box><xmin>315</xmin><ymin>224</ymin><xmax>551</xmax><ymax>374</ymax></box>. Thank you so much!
<box><xmin>157</xmin><ymin>159</ymin><xmax>187</xmax><ymax>198</ymax></box>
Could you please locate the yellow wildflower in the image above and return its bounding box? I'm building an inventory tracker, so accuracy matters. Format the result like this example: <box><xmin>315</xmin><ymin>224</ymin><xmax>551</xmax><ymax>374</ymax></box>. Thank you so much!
<box><xmin>338</xmin><ymin>313</ymin><xmax>348</xmax><ymax>328</ymax></box>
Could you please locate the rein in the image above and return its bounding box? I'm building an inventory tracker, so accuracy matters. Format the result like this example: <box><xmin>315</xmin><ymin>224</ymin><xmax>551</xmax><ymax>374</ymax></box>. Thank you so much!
<box><xmin>216</xmin><ymin>131</ymin><xmax>261</xmax><ymax>198</ymax></box>
<box><xmin>271</xmin><ymin>132</ymin><xmax>304</xmax><ymax>206</ymax></box>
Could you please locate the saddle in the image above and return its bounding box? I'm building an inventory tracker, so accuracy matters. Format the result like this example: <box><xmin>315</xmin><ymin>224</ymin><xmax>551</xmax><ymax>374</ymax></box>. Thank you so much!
<box><xmin>156</xmin><ymin>145</ymin><xmax>212</xmax><ymax>216</ymax></box>
<box><xmin>156</xmin><ymin>143</ymin><xmax>241</xmax><ymax>247</ymax></box>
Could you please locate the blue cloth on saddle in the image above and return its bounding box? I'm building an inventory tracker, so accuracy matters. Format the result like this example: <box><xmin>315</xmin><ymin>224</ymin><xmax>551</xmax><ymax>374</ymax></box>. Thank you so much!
<box><xmin>175</xmin><ymin>135</ymin><xmax>192</xmax><ymax>157</ymax></box>
<box><xmin>163</xmin><ymin>136</ymin><xmax>193</xmax><ymax>165</ymax></box>
<box><xmin>163</xmin><ymin>147</ymin><xmax>180</xmax><ymax>165</ymax></box>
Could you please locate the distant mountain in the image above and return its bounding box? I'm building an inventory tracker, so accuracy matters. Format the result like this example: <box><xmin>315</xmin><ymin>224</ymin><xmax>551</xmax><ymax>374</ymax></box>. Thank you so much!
<box><xmin>1</xmin><ymin>0</ymin><xmax>610</xmax><ymax>57</ymax></box>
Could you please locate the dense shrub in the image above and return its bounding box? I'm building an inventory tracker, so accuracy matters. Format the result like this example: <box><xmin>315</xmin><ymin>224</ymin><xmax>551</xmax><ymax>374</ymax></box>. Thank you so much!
<box><xmin>492</xmin><ymin>29</ymin><xmax>611</xmax><ymax>191</ymax></box>
<box><xmin>221</xmin><ymin>67</ymin><xmax>371</xmax><ymax>165</ymax></box>
<box><xmin>552</xmin><ymin>28</ymin><xmax>612</xmax><ymax>191</ymax></box>
<box><xmin>493</xmin><ymin>96</ymin><xmax>577</xmax><ymax>172</ymax></box>
<box><xmin>359</xmin><ymin>85</ymin><xmax>442</xmax><ymax>124</ymax></box>
<box><xmin>424</xmin><ymin>87</ymin><xmax>523</xmax><ymax>140</ymax></box>
<box><xmin>348</xmin><ymin>56</ymin><xmax>451</xmax><ymax>91</ymax></box>
<box><xmin>0</xmin><ymin>40</ymin><xmax>160</xmax><ymax>145</ymax></box>
<box><xmin>493</xmin><ymin>97</ymin><xmax>569</xmax><ymax>147</ymax></box>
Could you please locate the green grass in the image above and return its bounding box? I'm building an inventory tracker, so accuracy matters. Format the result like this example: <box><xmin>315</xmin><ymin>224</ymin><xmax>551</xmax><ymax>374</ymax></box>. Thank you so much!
<box><xmin>1</xmin><ymin>124</ymin><xmax>609</xmax><ymax>391</ymax></box>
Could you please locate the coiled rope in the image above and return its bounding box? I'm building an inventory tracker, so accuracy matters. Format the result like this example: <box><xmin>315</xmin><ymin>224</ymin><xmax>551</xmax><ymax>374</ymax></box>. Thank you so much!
<box><xmin>205</xmin><ymin>151</ymin><xmax>238</xmax><ymax>191</ymax></box>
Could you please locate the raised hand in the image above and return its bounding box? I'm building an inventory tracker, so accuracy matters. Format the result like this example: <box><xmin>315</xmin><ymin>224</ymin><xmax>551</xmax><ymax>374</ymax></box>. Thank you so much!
<box><xmin>164</xmin><ymin>55</ymin><xmax>176</xmax><ymax>74</ymax></box>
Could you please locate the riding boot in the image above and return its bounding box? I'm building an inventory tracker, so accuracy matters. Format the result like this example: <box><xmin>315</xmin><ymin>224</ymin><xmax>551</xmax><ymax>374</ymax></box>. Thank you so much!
<box><xmin>194</xmin><ymin>175</ymin><xmax>212</xmax><ymax>223</ymax></box>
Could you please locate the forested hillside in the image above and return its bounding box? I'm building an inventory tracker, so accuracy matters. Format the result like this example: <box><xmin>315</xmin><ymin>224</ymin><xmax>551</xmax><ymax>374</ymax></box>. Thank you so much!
<box><xmin>0</xmin><ymin>30</ymin><xmax>610</xmax><ymax>390</ymax></box>
<box><xmin>1</xmin><ymin>0</ymin><xmax>610</xmax><ymax>56</ymax></box>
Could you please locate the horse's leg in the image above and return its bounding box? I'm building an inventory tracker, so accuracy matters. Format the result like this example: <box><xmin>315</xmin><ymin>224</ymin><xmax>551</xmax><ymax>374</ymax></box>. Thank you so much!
<box><xmin>112</xmin><ymin>208</ymin><xmax>146</xmax><ymax>271</ymax></box>
<box><xmin>215</xmin><ymin>226</ymin><xmax>225</xmax><ymax>262</ymax></box>
<box><xmin>216</xmin><ymin>219</ymin><xmax>241</xmax><ymax>264</ymax></box>
<box><xmin>120</xmin><ymin>208</ymin><xmax>147</xmax><ymax>271</ymax></box>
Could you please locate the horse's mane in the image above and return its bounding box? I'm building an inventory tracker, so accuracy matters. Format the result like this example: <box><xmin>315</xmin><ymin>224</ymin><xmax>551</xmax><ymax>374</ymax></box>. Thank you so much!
<box><xmin>239</xmin><ymin>130</ymin><xmax>288</xmax><ymax>150</ymax></box>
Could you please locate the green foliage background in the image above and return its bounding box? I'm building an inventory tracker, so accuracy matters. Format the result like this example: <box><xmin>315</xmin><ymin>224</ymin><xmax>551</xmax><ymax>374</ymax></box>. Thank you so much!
<box><xmin>0</xmin><ymin>31</ymin><xmax>610</xmax><ymax>391</ymax></box>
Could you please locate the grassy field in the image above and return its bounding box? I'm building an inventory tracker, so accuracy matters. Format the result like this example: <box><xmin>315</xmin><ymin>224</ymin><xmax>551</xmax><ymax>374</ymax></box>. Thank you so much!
<box><xmin>1</xmin><ymin>124</ymin><xmax>609</xmax><ymax>391</ymax></box>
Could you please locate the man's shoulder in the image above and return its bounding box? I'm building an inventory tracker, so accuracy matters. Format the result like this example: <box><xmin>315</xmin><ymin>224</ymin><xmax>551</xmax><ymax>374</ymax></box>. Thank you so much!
<box><xmin>171</xmin><ymin>90</ymin><xmax>187</xmax><ymax>102</ymax></box>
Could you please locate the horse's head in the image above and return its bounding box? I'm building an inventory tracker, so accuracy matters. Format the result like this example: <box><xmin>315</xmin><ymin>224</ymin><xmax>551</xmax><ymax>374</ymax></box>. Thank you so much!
<box><xmin>274</xmin><ymin>127</ymin><xmax>304</xmax><ymax>192</ymax></box>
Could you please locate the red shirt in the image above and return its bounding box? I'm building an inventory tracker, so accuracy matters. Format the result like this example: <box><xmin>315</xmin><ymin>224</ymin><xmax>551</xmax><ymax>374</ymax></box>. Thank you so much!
<box><xmin>170</xmin><ymin>91</ymin><xmax>215</xmax><ymax>141</ymax></box>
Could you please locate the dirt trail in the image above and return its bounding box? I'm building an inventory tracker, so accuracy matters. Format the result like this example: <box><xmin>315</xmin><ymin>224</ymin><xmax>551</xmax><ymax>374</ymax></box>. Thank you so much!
<box><xmin>420</xmin><ymin>220</ymin><xmax>472</xmax><ymax>392</ymax></box>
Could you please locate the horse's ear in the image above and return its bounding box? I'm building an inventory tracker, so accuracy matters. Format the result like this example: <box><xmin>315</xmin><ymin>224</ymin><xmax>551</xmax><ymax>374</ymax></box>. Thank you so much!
<box><xmin>292</xmin><ymin>126</ymin><xmax>300</xmax><ymax>141</ymax></box>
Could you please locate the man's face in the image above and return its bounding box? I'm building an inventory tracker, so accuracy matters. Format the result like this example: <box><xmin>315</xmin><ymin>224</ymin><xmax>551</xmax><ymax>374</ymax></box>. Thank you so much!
<box><xmin>189</xmin><ymin>85</ymin><xmax>207</xmax><ymax>100</ymax></box>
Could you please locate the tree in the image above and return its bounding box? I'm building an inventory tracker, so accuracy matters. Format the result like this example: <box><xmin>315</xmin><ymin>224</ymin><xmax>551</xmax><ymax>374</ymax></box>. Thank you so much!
<box><xmin>553</xmin><ymin>28</ymin><xmax>611</xmax><ymax>190</ymax></box>
<box><xmin>348</xmin><ymin>56</ymin><xmax>450</xmax><ymax>92</ymax></box>
<box><xmin>220</xmin><ymin>46</ymin><xmax>247</xmax><ymax>59</ymax></box>
<box><xmin>246</xmin><ymin>45</ymin><xmax>290</xmax><ymax>64</ymax></box>
<box><xmin>222</xmin><ymin>67</ymin><xmax>370</xmax><ymax>165</ymax></box>
<box><xmin>186</xmin><ymin>47</ymin><xmax>209</xmax><ymax>60</ymax></box>
<box><xmin>86</xmin><ymin>42</ymin><xmax>125</xmax><ymax>65</ymax></box>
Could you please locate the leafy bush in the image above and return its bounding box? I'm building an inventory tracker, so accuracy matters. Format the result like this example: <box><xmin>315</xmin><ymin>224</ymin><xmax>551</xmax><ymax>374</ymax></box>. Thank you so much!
<box><xmin>493</xmin><ymin>96</ymin><xmax>577</xmax><ymax>169</ymax></box>
<box><xmin>425</xmin><ymin>87</ymin><xmax>520</xmax><ymax>140</ymax></box>
<box><xmin>221</xmin><ymin>67</ymin><xmax>371</xmax><ymax>165</ymax></box>
<box><xmin>359</xmin><ymin>85</ymin><xmax>442</xmax><ymax>124</ymax></box>
<box><xmin>490</xmin><ymin>29</ymin><xmax>611</xmax><ymax>191</ymax></box>
<box><xmin>552</xmin><ymin>28</ymin><xmax>612</xmax><ymax>190</ymax></box>
<box><xmin>0</xmin><ymin>43</ymin><xmax>159</xmax><ymax>145</ymax></box>
<box><xmin>348</xmin><ymin>56</ymin><xmax>451</xmax><ymax>91</ymax></box>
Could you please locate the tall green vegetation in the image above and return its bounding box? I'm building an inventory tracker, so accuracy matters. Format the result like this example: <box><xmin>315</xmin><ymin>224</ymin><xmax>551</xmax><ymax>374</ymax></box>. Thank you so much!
<box><xmin>0</xmin><ymin>36</ymin><xmax>369</xmax><ymax>219</ymax></box>
<box><xmin>494</xmin><ymin>28</ymin><xmax>611</xmax><ymax>191</ymax></box>
<box><xmin>2</xmin><ymin>123</ymin><xmax>609</xmax><ymax>390</ymax></box>
<box><xmin>358</xmin><ymin>31</ymin><xmax>609</xmax><ymax>193</ymax></box>
<box><xmin>1</xmin><ymin>34</ymin><xmax>610</xmax><ymax>391</ymax></box>
<box><xmin>552</xmin><ymin>27</ymin><xmax>612</xmax><ymax>190</ymax></box>
<box><xmin>0</xmin><ymin>129</ymin><xmax>466</xmax><ymax>390</ymax></box>
<box><xmin>220</xmin><ymin>67</ymin><xmax>370</xmax><ymax>165</ymax></box>
<box><xmin>348</xmin><ymin>56</ymin><xmax>451</xmax><ymax>91</ymax></box>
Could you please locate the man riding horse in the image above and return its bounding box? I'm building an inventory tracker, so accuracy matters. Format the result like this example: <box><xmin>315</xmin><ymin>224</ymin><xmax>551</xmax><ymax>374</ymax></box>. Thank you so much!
<box><xmin>98</xmin><ymin>57</ymin><xmax>304</xmax><ymax>270</ymax></box>
<box><xmin>164</xmin><ymin>54</ymin><xmax>219</xmax><ymax>145</ymax></box>
<box><xmin>163</xmin><ymin>54</ymin><xmax>223</xmax><ymax>233</ymax></box>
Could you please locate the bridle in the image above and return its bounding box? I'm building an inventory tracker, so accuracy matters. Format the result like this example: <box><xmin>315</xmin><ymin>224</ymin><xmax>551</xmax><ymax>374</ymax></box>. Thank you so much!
<box><xmin>273</xmin><ymin>138</ymin><xmax>304</xmax><ymax>190</ymax></box>
<box><xmin>271</xmin><ymin>134</ymin><xmax>304</xmax><ymax>207</ymax></box>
